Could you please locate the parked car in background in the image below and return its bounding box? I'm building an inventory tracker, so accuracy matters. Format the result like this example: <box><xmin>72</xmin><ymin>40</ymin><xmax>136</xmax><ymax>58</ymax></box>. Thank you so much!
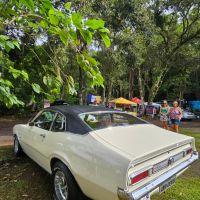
<box><xmin>182</xmin><ymin>109</ymin><xmax>196</xmax><ymax>120</ymax></box>
<box><xmin>194</xmin><ymin>109</ymin><xmax>200</xmax><ymax>119</ymax></box>
<box><xmin>13</xmin><ymin>105</ymin><xmax>198</xmax><ymax>200</ymax></box>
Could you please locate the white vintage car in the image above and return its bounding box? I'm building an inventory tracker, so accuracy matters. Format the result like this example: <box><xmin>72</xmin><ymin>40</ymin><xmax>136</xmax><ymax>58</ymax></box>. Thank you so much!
<box><xmin>13</xmin><ymin>105</ymin><xmax>198</xmax><ymax>200</ymax></box>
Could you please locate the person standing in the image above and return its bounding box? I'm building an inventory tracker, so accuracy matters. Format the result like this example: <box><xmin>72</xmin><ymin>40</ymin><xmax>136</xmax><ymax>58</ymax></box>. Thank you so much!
<box><xmin>169</xmin><ymin>101</ymin><xmax>183</xmax><ymax>133</ymax></box>
<box><xmin>160</xmin><ymin>100</ymin><xmax>170</xmax><ymax>129</ymax></box>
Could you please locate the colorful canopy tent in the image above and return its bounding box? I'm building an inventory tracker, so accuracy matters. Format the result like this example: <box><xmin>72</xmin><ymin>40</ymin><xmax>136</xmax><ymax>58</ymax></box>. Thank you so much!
<box><xmin>131</xmin><ymin>97</ymin><xmax>142</xmax><ymax>104</ymax></box>
<box><xmin>110</xmin><ymin>97</ymin><xmax>137</xmax><ymax>105</ymax></box>
<box><xmin>189</xmin><ymin>101</ymin><xmax>200</xmax><ymax>110</ymax></box>
<box><xmin>87</xmin><ymin>94</ymin><xmax>96</xmax><ymax>103</ymax></box>
<box><xmin>87</xmin><ymin>94</ymin><xmax>102</xmax><ymax>104</ymax></box>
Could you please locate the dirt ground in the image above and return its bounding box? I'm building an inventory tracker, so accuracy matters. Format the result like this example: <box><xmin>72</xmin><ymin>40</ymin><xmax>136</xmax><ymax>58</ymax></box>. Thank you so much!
<box><xmin>0</xmin><ymin>147</ymin><xmax>53</xmax><ymax>200</ymax></box>
<box><xmin>0</xmin><ymin>116</ymin><xmax>28</xmax><ymax>146</ymax></box>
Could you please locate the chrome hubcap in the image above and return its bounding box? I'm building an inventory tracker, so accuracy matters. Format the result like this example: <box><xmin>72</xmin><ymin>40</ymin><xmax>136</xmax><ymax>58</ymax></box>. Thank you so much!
<box><xmin>14</xmin><ymin>138</ymin><xmax>19</xmax><ymax>153</ymax></box>
<box><xmin>54</xmin><ymin>170</ymin><xmax>68</xmax><ymax>200</ymax></box>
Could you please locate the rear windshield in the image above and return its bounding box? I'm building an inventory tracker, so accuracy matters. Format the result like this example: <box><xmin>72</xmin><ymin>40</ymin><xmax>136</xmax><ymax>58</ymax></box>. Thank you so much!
<box><xmin>79</xmin><ymin>112</ymin><xmax>147</xmax><ymax>130</ymax></box>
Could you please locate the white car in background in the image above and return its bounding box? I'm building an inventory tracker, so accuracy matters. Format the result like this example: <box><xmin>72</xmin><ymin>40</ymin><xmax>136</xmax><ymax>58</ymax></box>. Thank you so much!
<box><xmin>182</xmin><ymin>109</ymin><xmax>196</xmax><ymax>120</ymax></box>
<box><xmin>13</xmin><ymin>105</ymin><xmax>198</xmax><ymax>200</ymax></box>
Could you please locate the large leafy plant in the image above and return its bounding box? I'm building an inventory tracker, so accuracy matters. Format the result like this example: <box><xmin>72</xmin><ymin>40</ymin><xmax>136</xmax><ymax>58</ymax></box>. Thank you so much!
<box><xmin>0</xmin><ymin>0</ymin><xmax>110</xmax><ymax>107</ymax></box>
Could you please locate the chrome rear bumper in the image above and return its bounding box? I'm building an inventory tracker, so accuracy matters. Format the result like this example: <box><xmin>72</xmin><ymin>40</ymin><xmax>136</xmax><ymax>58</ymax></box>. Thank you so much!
<box><xmin>118</xmin><ymin>152</ymin><xmax>198</xmax><ymax>200</ymax></box>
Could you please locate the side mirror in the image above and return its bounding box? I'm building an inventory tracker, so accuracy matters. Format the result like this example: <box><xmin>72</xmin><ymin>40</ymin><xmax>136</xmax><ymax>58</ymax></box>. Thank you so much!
<box><xmin>28</xmin><ymin>122</ymin><xmax>35</xmax><ymax>126</ymax></box>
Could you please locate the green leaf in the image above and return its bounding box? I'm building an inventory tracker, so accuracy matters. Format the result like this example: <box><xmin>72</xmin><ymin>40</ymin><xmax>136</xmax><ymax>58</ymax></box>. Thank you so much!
<box><xmin>84</xmin><ymin>54</ymin><xmax>97</xmax><ymax>66</ymax></box>
<box><xmin>0</xmin><ymin>40</ymin><xmax>5</xmax><ymax>48</ymax></box>
<box><xmin>48</xmin><ymin>8</ymin><xmax>55</xmax><ymax>15</ymax></box>
<box><xmin>0</xmin><ymin>35</ymin><xmax>9</xmax><ymax>40</ymax></box>
<box><xmin>99</xmin><ymin>28</ymin><xmax>110</xmax><ymax>34</ymax></box>
<box><xmin>5</xmin><ymin>44</ymin><xmax>11</xmax><ymax>52</ymax></box>
<box><xmin>43</xmin><ymin>76</ymin><xmax>47</xmax><ymax>85</ymax></box>
<box><xmin>32</xmin><ymin>83</ymin><xmax>41</xmax><ymax>94</ymax></box>
<box><xmin>48</xmin><ymin>9</ymin><xmax>59</xmax><ymax>26</ymax></box>
<box><xmin>12</xmin><ymin>40</ymin><xmax>20</xmax><ymax>49</ymax></box>
<box><xmin>40</xmin><ymin>0</ymin><xmax>53</xmax><ymax>9</ymax></box>
<box><xmin>31</xmin><ymin>94</ymin><xmax>36</xmax><ymax>103</ymax></box>
<box><xmin>22</xmin><ymin>0</ymin><xmax>34</xmax><ymax>10</ymax></box>
<box><xmin>59</xmin><ymin>30</ymin><xmax>69</xmax><ymax>45</ymax></box>
<box><xmin>49</xmin><ymin>14</ymin><xmax>59</xmax><ymax>26</ymax></box>
<box><xmin>28</xmin><ymin>22</ymin><xmax>39</xmax><ymax>31</ymax></box>
<box><xmin>21</xmin><ymin>70</ymin><xmax>29</xmax><ymax>81</ymax></box>
<box><xmin>50</xmin><ymin>88</ymin><xmax>60</xmax><ymax>95</ymax></box>
<box><xmin>0</xmin><ymin>78</ymin><xmax>24</xmax><ymax>108</ymax></box>
<box><xmin>80</xmin><ymin>30</ymin><xmax>92</xmax><ymax>45</ymax></box>
<box><xmin>39</xmin><ymin>20</ymin><xmax>48</xmax><ymax>28</ymax></box>
<box><xmin>69</xmin><ymin>29</ymin><xmax>77</xmax><ymax>42</ymax></box>
<box><xmin>85</xmin><ymin>19</ymin><xmax>105</xmax><ymax>30</ymax></box>
<box><xmin>9</xmin><ymin>67</ymin><xmax>28</xmax><ymax>80</ymax></box>
<box><xmin>100</xmin><ymin>33</ymin><xmax>111</xmax><ymax>47</ymax></box>
<box><xmin>65</xmin><ymin>2</ymin><xmax>71</xmax><ymax>10</ymax></box>
<box><xmin>6</xmin><ymin>41</ymin><xmax>15</xmax><ymax>49</ymax></box>
<box><xmin>0</xmin><ymin>79</ymin><xmax>13</xmax><ymax>87</ymax></box>
<box><xmin>86</xmin><ymin>32</ymin><xmax>93</xmax><ymax>45</ymax></box>
<box><xmin>9</xmin><ymin>67</ymin><xmax>21</xmax><ymax>79</ymax></box>
<box><xmin>48</xmin><ymin>26</ymin><xmax>61</xmax><ymax>35</ymax></box>
<box><xmin>72</xmin><ymin>13</ymin><xmax>82</xmax><ymax>29</ymax></box>
<box><xmin>64</xmin><ymin>16</ymin><xmax>71</xmax><ymax>25</ymax></box>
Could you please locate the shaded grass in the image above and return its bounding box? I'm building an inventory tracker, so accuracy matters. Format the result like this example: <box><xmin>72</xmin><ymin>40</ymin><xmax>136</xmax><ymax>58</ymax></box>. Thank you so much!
<box><xmin>0</xmin><ymin>146</ymin><xmax>13</xmax><ymax>161</ymax></box>
<box><xmin>0</xmin><ymin>149</ymin><xmax>53</xmax><ymax>200</ymax></box>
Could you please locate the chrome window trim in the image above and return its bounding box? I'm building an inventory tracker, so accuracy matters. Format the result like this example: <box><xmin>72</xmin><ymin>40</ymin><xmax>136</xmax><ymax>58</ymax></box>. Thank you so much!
<box><xmin>78</xmin><ymin>111</ymin><xmax>148</xmax><ymax>131</ymax></box>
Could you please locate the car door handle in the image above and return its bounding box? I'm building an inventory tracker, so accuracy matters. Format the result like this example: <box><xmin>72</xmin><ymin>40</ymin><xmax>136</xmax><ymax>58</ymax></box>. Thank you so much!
<box><xmin>39</xmin><ymin>133</ymin><xmax>46</xmax><ymax>138</ymax></box>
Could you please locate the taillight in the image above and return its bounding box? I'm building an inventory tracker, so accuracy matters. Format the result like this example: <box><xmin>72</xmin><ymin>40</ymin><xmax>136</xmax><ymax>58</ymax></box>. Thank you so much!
<box><xmin>131</xmin><ymin>170</ymin><xmax>149</xmax><ymax>184</ymax></box>
<box><xmin>130</xmin><ymin>170</ymin><xmax>150</xmax><ymax>185</ymax></box>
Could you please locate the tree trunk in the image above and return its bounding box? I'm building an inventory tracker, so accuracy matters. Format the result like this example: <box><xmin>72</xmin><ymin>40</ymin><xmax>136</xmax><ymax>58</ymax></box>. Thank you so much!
<box><xmin>102</xmin><ymin>86</ymin><xmax>106</xmax><ymax>104</ymax></box>
<box><xmin>60</xmin><ymin>83</ymin><xmax>66</xmax><ymax>100</ymax></box>
<box><xmin>129</xmin><ymin>69</ymin><xmax>134</xmax><ymax>99</ymax></box>
<box><xmin>138</xmin><ymin>68</ymin><xmax>144</xmax><ymax>102</ymax></box>
<box><xmin>79</xmin><ymin>67</ymin><xmax>83</xmax><ymax>105</ymax></box>
<box><xmin>179</xmin><ymin>88</ymin><xmax>183</xmax><ymax>100</ymax></box>
<box><xmin>106</xmin><ymin>80</ymin><xmax>113</xmax><ymax>104</ymax></box>
<box><xmin>148</xmin><ymin>73</ymin><xmax>163</xmax><ymax>104</ymax></box>
<box><xmin>119</xmin><ymin>84</ymin><xmax>123</xmax><ymax>97</ymax></box>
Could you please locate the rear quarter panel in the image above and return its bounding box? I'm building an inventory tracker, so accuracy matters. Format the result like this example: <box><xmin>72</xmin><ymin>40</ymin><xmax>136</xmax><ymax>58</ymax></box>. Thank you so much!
<box><xmin>49</xmin><ymin>132</ymin><xmax>130</xmax><ymax>200</ymax></box>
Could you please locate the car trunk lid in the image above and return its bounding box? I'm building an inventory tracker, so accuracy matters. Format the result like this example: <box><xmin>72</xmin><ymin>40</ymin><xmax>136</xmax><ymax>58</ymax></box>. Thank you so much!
<box><xmin>91</xmin><ymin>124</ymin><xmax>194</xmax><ymax>161</ymax></box>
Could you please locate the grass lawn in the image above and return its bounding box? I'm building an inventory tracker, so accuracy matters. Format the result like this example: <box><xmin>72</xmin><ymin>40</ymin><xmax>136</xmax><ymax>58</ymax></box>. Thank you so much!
<box><xmin>0</xmin><ymin>129</ymin><xmax>199</xmax><ymax>200</ymax></box>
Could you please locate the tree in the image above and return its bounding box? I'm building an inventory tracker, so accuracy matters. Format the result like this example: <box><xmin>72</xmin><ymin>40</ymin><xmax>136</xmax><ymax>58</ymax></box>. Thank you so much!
<box><xmin>143</xmin><ymin>0</ymin><xmax>200</xmax><ymax>103</ymax></box>
<box><xmin>0</xmin><ymin>0</ymin><xmax>110</xmax><ymax>107</ymax></box>
<box><xmin>75</xmin><ymin>0</ymin><xmax>200</xmax><ymax>103</ymax></box>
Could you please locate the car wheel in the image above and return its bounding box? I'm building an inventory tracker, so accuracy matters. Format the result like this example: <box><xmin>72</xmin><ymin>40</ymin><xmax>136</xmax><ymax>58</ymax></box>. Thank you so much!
<box><xmin>14</xmin><ymin>136</ymin><xmax>23</xmax><ymax>157</ymax></box>
<box><xmin>52</xmin><ymin>162</ymin><xmax>83</xmax><ymax>200</ymax></box>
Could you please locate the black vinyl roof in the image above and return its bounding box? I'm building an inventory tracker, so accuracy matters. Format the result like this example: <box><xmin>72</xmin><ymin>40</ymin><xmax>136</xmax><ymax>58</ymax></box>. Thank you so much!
<box><xmin>41</xmin><ymin>105</ymin><xmax>145</xmax><ymax>135</ymax></box>
<box><xmin>46</xmin><ymin>105</ymin><xmax>114</xmax><ymax>116</ymax></box>
<box><xmin>43</xmin><ymin>105</ymin><xmax>115</xmax><ymax>135</ymax></box>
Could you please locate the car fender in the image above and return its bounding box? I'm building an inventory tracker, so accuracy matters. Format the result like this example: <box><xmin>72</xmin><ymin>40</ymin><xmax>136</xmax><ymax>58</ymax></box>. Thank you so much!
<box><xmin>49</xmin><ymin>152</ymin><xmax>73</xmax><ymax>174</ymax></box>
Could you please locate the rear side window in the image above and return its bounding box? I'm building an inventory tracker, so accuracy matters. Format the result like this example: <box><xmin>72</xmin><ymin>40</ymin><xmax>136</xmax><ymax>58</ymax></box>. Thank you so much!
<box><xmin>80</xmin><ymin>112</ymin><xmax>146</xmax><ymax>130</ymax></box>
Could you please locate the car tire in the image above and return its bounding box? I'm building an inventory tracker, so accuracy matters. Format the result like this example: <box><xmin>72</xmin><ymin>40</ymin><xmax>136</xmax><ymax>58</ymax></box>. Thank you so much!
<box><xmin>52</xmin><ymin>161</ymin><xmax>83</xmax><ymax>200</ymax></box>
<box><xmin>14</xmin><ymin>136</ymin><xmax>23</xmax><ymax>157</ymax></box>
